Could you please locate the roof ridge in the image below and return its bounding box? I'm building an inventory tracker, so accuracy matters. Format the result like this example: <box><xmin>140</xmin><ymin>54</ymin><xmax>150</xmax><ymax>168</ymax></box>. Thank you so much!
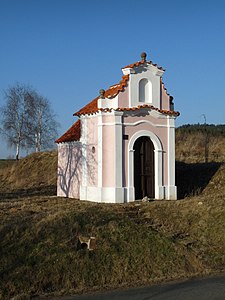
<box><xmin>122</xmin><ymin>60</ymin><xmax>165</xmax><ymax>71</ymax></box>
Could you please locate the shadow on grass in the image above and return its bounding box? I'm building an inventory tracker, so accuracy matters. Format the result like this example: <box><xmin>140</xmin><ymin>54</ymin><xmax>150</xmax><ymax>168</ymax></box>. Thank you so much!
<box><xmin>0</xmin><ymin>185</ymin><xmax>57</xmax><ymax>200</ymax></box>
<box><xmin>176</xmin><ymin>161</ymin><xmax>223</xmax><ymax>199</ymax></box>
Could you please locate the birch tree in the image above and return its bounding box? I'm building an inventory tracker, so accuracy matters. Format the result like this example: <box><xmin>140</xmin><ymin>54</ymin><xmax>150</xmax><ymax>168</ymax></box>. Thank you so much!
<box><xmin>0</xmin><ymin>84</ymin><xmax>30</xmax><ymax>160</ymax></box>
<box><xmin>0</xmin><ymin>83</ymin><xmax>59</xmax><ymax>159</ymax></box>
<box><xmin>26</xmin><ymin>92</ymin><xmax>59</xmax><ymax>152</ymax></box>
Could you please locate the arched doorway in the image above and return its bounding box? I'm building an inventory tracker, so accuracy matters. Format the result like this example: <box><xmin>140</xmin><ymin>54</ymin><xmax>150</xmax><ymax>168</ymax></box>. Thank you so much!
<box><xmin>134</xmin><ymin>136</ymin><xmax>155</xmax><ymax>200</ymax></box>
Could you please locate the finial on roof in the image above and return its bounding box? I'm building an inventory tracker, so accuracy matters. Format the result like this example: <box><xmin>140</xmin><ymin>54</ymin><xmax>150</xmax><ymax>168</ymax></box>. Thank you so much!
<box><xmin>141</xmin><ymin>52</ymin><xmax>147</xmax><ymax>62</ymax></box>
<box><xmin>99</xmin><ymin>89</ymin><xmax>105</xmax><ymax>99</ymax></box>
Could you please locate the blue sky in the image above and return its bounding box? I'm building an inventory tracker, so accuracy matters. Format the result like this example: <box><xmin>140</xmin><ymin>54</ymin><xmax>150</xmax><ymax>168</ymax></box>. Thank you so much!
<box><xmin>0</xmin><ymin>0</ymin><xmax>225</xmax><ymax>158</ymax></box>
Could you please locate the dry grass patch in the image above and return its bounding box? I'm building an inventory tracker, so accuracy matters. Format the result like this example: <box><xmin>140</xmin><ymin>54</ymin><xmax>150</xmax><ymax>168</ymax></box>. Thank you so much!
<box><xmin>176</xmin><ymin>130</ymin><xmax>225</xmax><ymax>163</ymax></box>
<box><xmin>0</xmin><ymin>159</ymin><xmax>16</xmax><ymax>170</ymax></box>
<box><xmin>0</xmin><ymin>151</ymin><xmax>57</xmax><ymax>198</ymax></box>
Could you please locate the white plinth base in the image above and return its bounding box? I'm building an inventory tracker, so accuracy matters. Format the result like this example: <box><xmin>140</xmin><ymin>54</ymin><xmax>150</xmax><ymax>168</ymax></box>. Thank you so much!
<box><xmin>164</xmin><ymin>185</ymin><xmax>177</xmax><ymax>200</ymax></box>
<box><xmin>80</xmin><ymin>186</ymin><xmax>125</xmax><ymax>203</ymax></box>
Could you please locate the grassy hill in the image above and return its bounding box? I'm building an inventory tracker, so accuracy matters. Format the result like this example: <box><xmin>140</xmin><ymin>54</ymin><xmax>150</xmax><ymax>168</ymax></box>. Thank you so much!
<box><xmin>0</xmin><ymin>151</ymin><xmax>57</xmax><ymax>199</ymax></box>
<box><xmin>0</xmin><ymin>126</ymin><xmax>225</xmax><ymax>299</ymax></box>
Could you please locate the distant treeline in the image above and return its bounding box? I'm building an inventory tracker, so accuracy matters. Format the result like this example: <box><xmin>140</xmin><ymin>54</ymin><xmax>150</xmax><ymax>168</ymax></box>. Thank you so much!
<box><xmin>176</xmin><ymin>124</ymin><xmax>225</xmax><ymax>136</ymax></box>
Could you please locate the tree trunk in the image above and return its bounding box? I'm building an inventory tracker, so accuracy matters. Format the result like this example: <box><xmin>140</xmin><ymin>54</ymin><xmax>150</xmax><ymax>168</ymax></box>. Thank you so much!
<box><xmin>16</xmin><ymin>142</ymin><xmax>20</xmax><ymax>160</ymax></box>
<box><xmin>37</xmin><ymin>132</ymin><xmax>41</xmax><ymax>152</ymax></box>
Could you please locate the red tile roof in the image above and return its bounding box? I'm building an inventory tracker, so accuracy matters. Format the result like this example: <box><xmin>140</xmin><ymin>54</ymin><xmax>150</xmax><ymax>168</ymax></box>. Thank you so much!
<box><xmin>56</xmin><ymin>57</ymin><xmax>179</xmax><ymax>143</ymax></box>
<box><xmin>55</xmin><ymin>119</ymin><xmax>81</xmax><ymax>143</ymax></box>
<box><xmin>105</xmin><ymin>75</ymin><xmax>129</xmax><ymax>98</ymax></box>
<box><xmin>74</xmin><ymin>96</ymin><xmax>99</xmax><ymax>117</ymax></box>
<box><xmin>74</xmin><ymin>75</ymin><xmax>129</xmax><ymax>116</ymax></box>
<box><xmin>74</xmin><ymin>59</ymin><xmax>165</xmax><ymax>117</ymax></box>
<box><xmin>123</xmin><ymin>60</ymin><xmax>165</xmax><ymax>71</ymax></box>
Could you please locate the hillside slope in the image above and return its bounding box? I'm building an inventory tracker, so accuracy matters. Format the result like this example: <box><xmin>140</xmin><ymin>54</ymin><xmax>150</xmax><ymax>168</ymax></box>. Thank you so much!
<box><xmin>0</xmin><ymin>128</ymin><xmax>225</xmax><ymax>299</ymax></box>
<box><xmin>0</xmin><ymin>151</ymin><xmax>57</xmax><ymax>198</ymax></box>
<box><xmin>1</xmin><ymin>187</ymin><xmax>225</xmax><ymax>299</ymax></box>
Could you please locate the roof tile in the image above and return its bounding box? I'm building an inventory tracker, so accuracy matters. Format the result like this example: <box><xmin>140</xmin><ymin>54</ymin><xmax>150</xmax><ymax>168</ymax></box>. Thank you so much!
<box><xmin>116</xmin><ymin>105</ymin><xmax>180</xmax><ymax>116</ymax></box>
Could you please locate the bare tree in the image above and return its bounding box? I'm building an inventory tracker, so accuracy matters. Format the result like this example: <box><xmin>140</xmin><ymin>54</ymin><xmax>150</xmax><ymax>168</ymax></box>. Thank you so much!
<box><xmin>26</xmin><ymin>91</ymin><xmax>59</xmax><ymax>152</ymax></box>
<box><xmin>0</xmin><ymin>83</ymin><xmax>59</xmax><ymax>159</ymax></box>
<box><xmin>0</xmin><ymin>84</ymin><xmax>31</xmax><ymax>160</ymax></box>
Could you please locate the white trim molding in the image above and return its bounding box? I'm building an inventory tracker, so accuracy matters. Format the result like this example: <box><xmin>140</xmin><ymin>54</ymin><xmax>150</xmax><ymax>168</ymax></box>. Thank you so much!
<box><xmin>98</xmin><ymin>95</ymin><xmax>119</xmax><ymax>109</ymax></box>
<box><xmin>57</xmin><ymin>141</ymin><xmax>81</xmax><ymax>149</ymax></box>
<box><xmin>99</xmin><ymin>119</ymin><xmax>168</xmax><ymax>128</ymax></box>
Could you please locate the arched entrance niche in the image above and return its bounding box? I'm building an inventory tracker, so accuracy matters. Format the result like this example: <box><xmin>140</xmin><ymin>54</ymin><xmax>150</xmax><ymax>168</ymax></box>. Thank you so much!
<box><xmin>134</xmin><ymin>136</ymin><xmax>154</xmax><ymax>199</ymax></box>
<box><xmin>127</xmin><ymin>130</ymin><xmax>164</xmax><ymax>202</ymax></box>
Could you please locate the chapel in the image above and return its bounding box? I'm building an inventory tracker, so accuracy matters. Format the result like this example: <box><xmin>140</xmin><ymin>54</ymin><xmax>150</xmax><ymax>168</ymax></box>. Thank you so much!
<box><xmin>56</xmin><ymin>52</ymin><xmax>179</xmax><ymax>203</ymax></box>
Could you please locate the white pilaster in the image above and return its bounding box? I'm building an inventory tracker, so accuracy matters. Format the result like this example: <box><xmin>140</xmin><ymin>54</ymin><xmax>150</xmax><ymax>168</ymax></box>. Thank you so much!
<box><xmin>127</xmin><ymin>149</ymin><xmax>135</xmax><ymax>202</ymax></box>
<box><xmin>166</xmin><ymin>116</ymin><xmax>177</xmax><ymax>200</ymax></box>
<box><xmin>114</xmin><ymin>111</ymin><xmax>124</xmax><ymax>203</ymax></box>
<box><xmin>154</xmin><ymin>149</ymin><xmax>164</xmax><ymax>199</ymax></box>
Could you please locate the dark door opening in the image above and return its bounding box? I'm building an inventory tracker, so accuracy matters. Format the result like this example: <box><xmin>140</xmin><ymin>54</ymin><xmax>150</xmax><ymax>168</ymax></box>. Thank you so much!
<box><xmin>134</xmin><ymin>136</ymin><xmax>155</xmax><ymax>200</ymax></box>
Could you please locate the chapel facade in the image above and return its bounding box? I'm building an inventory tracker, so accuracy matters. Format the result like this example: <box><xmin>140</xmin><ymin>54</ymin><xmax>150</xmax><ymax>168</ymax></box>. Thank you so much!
<box><xmin>56</xmin><ymin>52</ymin><xmax>179</xmax><ymax>203</ymax></box>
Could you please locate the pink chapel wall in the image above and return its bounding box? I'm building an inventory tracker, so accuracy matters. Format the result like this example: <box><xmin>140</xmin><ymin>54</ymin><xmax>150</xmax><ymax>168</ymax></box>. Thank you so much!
<box><xmin>86</xmin><ymin>117</ymin><xmax>98</xmax><ymax>187</ymax></box>
<box><xmin>122</xmin><ymin>114</ymin><xmax>169</xmax><ymax>188</ymax></box>
<box><xmin>118</xmin><ymin>86</ymin><xmax>129</xmax><ymax>108</ymax></box>
<box><xmin>57</xmin><ymin>143</ymin><xmax>82</xmax><ymax>199</ymax></box>
<box><xmin>101</xmin><ymin>115</ymin><xmax>116</xmax><ymax>187</ymax></box>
